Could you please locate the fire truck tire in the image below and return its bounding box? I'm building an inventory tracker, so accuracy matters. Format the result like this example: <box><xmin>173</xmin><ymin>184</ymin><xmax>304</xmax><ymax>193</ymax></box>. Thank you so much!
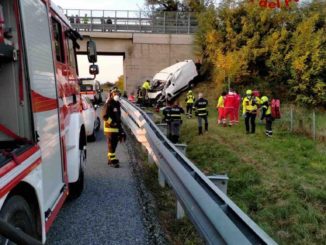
<box><xmin>69</xmin><ymin>151</ymin><xmax>85</xmax><ymax>199</ymax></box>
<box><xmin>0</xmin><ymin>195</ymin><xmax>37</xmax><ymax>243</ymax></box>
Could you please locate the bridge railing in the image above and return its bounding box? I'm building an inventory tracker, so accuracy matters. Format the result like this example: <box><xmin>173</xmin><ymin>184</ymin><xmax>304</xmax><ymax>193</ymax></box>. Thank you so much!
<box><xmin>63</xmin><ymin>9</ymin><xmax>197</xmax><ymax>34</ymax></box>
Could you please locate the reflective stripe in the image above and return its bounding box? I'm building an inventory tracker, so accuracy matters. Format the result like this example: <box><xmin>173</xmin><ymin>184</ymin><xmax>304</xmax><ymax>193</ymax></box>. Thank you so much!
<box><xmin>108</xmin><ymin>153</ymin><xmax>117</xmax><ymax>160</ymax></box>
<box><xmin>104</xmin><ymin>128</ymin><xmax>119</xmax><ymax>133</ymax></box>
<box><xmin>198</xmin><ymin>113</ymin><xmax>207</xmax><ymax>116</ymax></box>
<box><xmin>104</xmin><ymin>118</ymin><xmax>119</xmax><ymax>133</ymax></box>
<box><xmin>197</xmin><ymin>108</ymin><xmax>207</xmax><ymax>111</ymax></box>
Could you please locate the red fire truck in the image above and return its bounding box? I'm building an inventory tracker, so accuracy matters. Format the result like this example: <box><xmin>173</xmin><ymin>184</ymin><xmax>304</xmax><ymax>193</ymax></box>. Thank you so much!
<box><xmin>0</xmin><ymin>0</ymin><xmax>98</xmax><ymax>243</ymax></box>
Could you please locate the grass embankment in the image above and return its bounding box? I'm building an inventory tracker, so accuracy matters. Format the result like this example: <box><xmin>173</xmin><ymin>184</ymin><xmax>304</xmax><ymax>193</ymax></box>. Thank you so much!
<box><xmin>176</xmin><ymin>81</ymin><xmax>326</xmax><ymax>244</ymax></box>
<box><xmin>134</xmin><ymin>140</ymin><xmax>204</xmax><ymax>245</ymax></box>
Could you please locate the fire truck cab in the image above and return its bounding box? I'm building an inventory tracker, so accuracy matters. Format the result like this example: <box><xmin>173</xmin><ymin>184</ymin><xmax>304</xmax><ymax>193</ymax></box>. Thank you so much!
<box><xmin>0</xmin><ymin>0</ymin><xmax>97</xmax><ymax>243</ymax></box>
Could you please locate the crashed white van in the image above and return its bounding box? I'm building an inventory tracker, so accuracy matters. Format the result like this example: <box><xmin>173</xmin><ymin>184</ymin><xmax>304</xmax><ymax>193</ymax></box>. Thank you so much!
<box><xmin>148</xmin><ymin>60</ymin><xmax>198</xmax><ymax>102</ymax></box>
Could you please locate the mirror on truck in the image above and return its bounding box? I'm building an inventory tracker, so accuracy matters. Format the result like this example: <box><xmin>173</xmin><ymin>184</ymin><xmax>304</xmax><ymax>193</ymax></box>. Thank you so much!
<box><xmin>89</xmin><ymin>64</ymin><xmax>99</xmax><ymax>75</ymax></box>
<box><xmin>87</xmin><ymin>40</ymin><xmax>97</xmax><ymax>63</ymax></box>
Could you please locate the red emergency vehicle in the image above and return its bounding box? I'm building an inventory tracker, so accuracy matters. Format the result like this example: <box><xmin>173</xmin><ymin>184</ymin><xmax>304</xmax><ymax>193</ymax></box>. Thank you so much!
<box><xmin>0</xmin><ymin>0</ymin><xmax>97</xmax><ymax>243</ymax></box>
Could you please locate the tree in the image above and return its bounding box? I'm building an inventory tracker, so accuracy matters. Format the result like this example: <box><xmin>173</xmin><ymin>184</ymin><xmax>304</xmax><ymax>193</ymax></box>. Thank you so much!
<box><xmin>115</xmin><ymin>75</ymin><xmax>124</xmax><ymax>91</ymax></box>
<box><xmin>145</xmin><ymin>0</ymin><xmax>214</xmax><ymax>11</ymax></box>
<box><xmin>195</xmin><ymin>0</ymin><xmax>326</xmax><ymax>107</ymax></box>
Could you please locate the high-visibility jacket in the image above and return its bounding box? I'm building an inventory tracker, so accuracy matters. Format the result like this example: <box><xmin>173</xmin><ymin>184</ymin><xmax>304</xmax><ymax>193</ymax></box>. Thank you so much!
<box><xmin>83</xmin><ymin>16</ymin><xmax>89</xmax><ymax>24</ymax></box>
<box><xmin>216</xmin><ymin>95</ymin><xmax>224</xmax><ymax>108</ymax></box>
<box><xmin>102</xmin><ymin>99</ymin><xmax>121</xmax><ymax>134</ymax></box>
<box><xmin>194</xmin><ymin>98</ymin><xmax>208</xmax><ymax>117</ymax></box>
<box><xmin>169</xmin><ymin>106</ymin><xmax>184</xmax><ymax>121</ymax></box>
<box><xmin>186</xmin><ymin>94</ymin><xmax>195</xmax><ymax>104</ymax></box>
<box><xmin>261</xmin><ymin>102</ymin><xmax>271</xmax><ymax>120</ymax></box>
<box><xmin>142</xmin><ymin>81</ymin><xmax>151</xmax><ymax>90</ymax></box>
<box><xmin>242</xmin><ymin>96</ymin><xmax>258</xmax><ymax>114</ymax></box>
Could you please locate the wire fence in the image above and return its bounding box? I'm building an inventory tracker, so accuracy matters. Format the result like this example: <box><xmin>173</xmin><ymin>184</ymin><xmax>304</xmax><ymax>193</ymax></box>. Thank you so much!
<box><xmin>63</xmin><ymin>9</ymin><xmax>198</xmax><ymax>34</ymax></box>
<box><xmin>277</xmin><ymin>105</ymin><xmax>326</xmax><ymax>141</ymax></box>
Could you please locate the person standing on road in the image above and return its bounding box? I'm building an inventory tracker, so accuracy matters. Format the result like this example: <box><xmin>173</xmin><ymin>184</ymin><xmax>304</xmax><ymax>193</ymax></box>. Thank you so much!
<box><xmin>242</xmin><ymin>89</ymin><xmax>258</xmax><ymax>134</ymax></box>
<box><xmin>260</xmin><ymin>96</ymin><xmax>273</xmax><ymax>137</ymax></box>
<box><xmin>169</xmin><ymin>101</ymin><xmax>184</xmax><ymax>143</ymax></box>
<box><xmin>102</xmin><ymin>88</ymin><xmax>126</xmax><ymax>168</ymax></box>
<box><xmin>194</xmin><ymin>93</ymin><xmax>208</xmax><ymax>135</ymax></box>
<box><xmin>216</xmin><ymin>91</ymin><xmax>226</xmax><ymax>125</ymax></box>
<box><xmin>185</xmin><ymin>90</ymin><xmax>195</xmax><ymax>118</ymax></box>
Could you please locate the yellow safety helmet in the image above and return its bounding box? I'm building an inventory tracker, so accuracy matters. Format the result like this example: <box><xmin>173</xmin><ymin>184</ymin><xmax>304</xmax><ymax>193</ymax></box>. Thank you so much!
<box><xmin>188</xmin><ymin>90</ymin><xmax>192</xmax><ymax>94</ymax></box>
<box><xmin>246</xmin><ymin>89</ymin><xmax>252</xmax><ymax>95</ymax></box>
<box><xmin>261</xmin><ymin>96</ymin><xmax>269</xmax><ymax>103</ymax></box>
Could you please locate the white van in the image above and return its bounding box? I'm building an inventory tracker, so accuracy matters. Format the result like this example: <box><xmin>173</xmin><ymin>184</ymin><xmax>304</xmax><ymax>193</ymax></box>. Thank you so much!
<box><xmin>148</xmin><ymin>60</ymin><xmax>198</xmax><ymax>102</ymax></box>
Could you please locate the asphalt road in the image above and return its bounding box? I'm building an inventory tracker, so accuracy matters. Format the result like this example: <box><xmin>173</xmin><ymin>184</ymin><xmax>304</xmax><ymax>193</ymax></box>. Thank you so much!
<box><xmin>47</xmin><ymin>129</ymin><xmax>148</xmax><ymax>244</ymax></box>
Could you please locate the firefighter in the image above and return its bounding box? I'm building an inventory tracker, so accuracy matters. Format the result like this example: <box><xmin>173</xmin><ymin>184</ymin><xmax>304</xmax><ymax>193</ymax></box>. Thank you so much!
<box><xmin>169</xmin><ymin>101</ymin><xmax>184</xmax><ymax>143</ymax></box>
<box><xmin>162</xmin><ymin>101</ymin><xmax>172</xmax><ymax>140</ymax></box>
<box><xmin>102</xmin><ymin>88</ymin><xmax>126</xmax><ymax>168</ymax></box>
<box><xmin>194</xmin><ymin>93</ymin><xmax>208</xmax><ymax>135</ymax></box>
<box><xmin>260</xmin><ymin>96</ymin><xmax>273</xmax><ymax>137</ymax></box>
<box><xmin>136</xmin><ymin>86</ymin><xmax>142</xmax><ymax>104</ymax></box>
<box><xmin>216</xmin><ymin>91</ymin><xmax>226</xmax><ymax>125</ymax></box>
<box><xmin>242</xmin><ymin>89</ymin><xmax>258</xmax><ymax>134</ymax></box>
<box><xmin>141</xmin><ymin>80</ymin><xmax>151</xmax><ymax>107</ymax></box>
<box><xmin>185</xmin><ymin>90</ymin><xmax>195</xmax><ymax>118</ymax></box>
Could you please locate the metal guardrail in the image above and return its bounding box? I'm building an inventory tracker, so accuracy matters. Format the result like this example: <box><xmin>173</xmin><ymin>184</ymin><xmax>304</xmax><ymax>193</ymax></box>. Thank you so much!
<box><xmin>63</xmin><ymin>9</ymin><xmax>197</xmax><ymax>34</ymax></box>
<box><xmin>120</xmin><ymin>98</ymin><xmax>277</xmax><ymax>245</ymax></box>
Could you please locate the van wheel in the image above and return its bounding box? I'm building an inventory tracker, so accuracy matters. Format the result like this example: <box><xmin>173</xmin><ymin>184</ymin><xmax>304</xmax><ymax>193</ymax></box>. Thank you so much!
<box><xmin>69</xmin><ymin>150</ymin><xmax>85</xmax><ymax>199</ymax></box>
<box><xmin>0</xmin><ymin>196</ymin><xmax>37</xmax><ymax>244</ymax></box>
<box><xmin>188</xmin><ymin>81</ymin><xmax>195</xmax><ymax>89</ymax></box>
<box><xmin>87</xmin><ymin>129</ymin><xmax>96</xmax><ymax>142</ymax></box>
<box><xmin>94</xmin><ymin>117</ymin><xmax>101</xmax><ymax>132</ymax></box>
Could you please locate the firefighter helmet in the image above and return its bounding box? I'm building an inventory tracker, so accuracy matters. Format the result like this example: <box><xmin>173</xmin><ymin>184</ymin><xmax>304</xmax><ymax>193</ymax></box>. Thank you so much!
<box><xmin>246</xmin><ymin>89</ymin><xmax>252</xmax><ymax>95</ymax></box>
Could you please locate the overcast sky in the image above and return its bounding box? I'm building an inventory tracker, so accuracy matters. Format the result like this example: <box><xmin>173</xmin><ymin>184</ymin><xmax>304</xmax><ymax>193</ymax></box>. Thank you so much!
<box><xmin>53</xmin><ymin>0</ymin><xmax>145</xmax><ymax>11</ymax></box>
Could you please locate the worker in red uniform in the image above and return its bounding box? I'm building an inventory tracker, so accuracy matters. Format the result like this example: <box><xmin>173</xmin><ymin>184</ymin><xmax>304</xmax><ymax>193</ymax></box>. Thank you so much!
<box><xmin>223</xmin><ymin>89</ymin><xmax>236</xmax><ymax>126</ymax></box>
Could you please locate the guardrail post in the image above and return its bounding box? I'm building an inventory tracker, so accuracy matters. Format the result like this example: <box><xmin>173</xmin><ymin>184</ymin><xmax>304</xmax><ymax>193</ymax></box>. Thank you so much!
<box><xmin>176</xmin><ymin>200</ymin><xmax>185</xmax><ymax>219</ymax></box>
<box><xmin>158</xmin><ymin>168</ymin><xmax>166</xmax><ymax>188</ymax></box>
<box><xmin>174</xmin><ymin>143</ymin><xmax>187</xmax><ymax>155</ymax></box>
<box><xmin>156</xmin><ymin>123</ymin><xmax>168</xmax><ymax>136</ymax></box>
<box><xmin>290</xmin><ymin>106</ymin><xmax>294</xmax><ymax>132</ymax></box>
<box><xmin>208</xmin><ymin>174</ymin><xmax>229</xmax><ymax>195</ymax></box>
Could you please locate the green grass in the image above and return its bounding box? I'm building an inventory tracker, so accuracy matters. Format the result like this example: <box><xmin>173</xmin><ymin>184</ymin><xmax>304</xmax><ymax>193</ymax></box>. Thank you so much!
<box><xmin>171</xmin><ymin>81</ymin><xmax>326</xmax><ymax>244</ymax></box>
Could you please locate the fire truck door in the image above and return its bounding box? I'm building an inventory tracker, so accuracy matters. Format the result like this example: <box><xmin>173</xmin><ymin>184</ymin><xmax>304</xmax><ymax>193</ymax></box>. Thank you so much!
<box><xmin>19</xmin><ymin>0</ymin><xmax>65</xmax><ymax>212</ymax></box>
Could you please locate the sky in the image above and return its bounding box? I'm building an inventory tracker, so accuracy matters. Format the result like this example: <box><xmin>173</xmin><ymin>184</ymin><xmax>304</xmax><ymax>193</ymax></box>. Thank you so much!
<box><xmin>53</xmin><ymin>0</ymin><xmax>145</xmax><ymax>11</ymax></box>
<box><xmin>77</xmin><ymin>55</ymin><xmax>123</xmax><ymax>84</ymax></box>
<box><xmin>53</xmin><ymin>0</ymin><xmax>145</xmax><ymax>83</ymax></box>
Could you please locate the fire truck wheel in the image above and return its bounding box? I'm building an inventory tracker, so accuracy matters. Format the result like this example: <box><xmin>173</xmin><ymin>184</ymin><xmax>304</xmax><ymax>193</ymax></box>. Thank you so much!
<box><xmin>0</xmin><ymin>195</ymin><xmax>37</xmax><ymax>243</ymax></box>
<box><xmin>69</xmin><ymin>151</ymin><xmax>85</xmax><ymax>199</ymax></box>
